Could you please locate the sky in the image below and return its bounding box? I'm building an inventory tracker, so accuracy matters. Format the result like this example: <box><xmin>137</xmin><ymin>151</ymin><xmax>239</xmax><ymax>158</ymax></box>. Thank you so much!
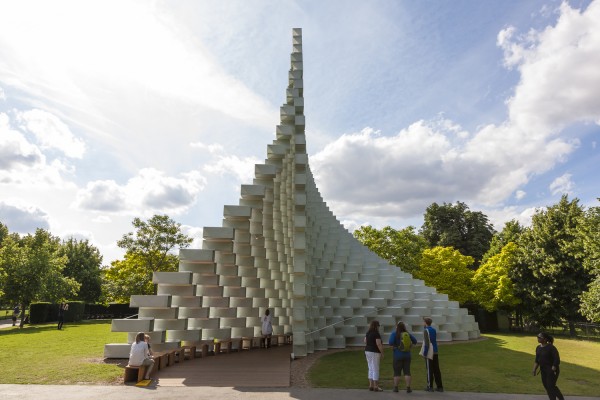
<box><xmin>1</xmin><ymin>0</ymin><xmax>599</xmax><ymax>264</ymax></box>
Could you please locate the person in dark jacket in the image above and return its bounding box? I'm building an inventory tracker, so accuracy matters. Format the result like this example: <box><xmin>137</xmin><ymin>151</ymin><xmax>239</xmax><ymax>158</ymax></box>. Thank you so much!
<box><xmin>423</xmin><ymin>317</ymin><xmax>443</xmax><ymax>392</ymax></box>
<box><xmin>57</xmin><ymin>303</ymin><xmax>68</xmax><ymax>330</ymax></box>
<box><xmin>533</xmin><ymin>332</ymin><xmax>564</xmax><ymax>400</ymax></box>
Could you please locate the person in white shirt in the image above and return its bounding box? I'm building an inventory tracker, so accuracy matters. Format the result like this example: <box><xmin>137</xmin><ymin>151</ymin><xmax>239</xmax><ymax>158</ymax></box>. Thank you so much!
<box><xmin>261</xmin><ymin>309</ymin><xmax>273</xmax><ymax>348</ymax></box>
<box><xmin>128</xmin><ymin>332</ymin><xmax>154</xmax><ymax>380</ymax></box>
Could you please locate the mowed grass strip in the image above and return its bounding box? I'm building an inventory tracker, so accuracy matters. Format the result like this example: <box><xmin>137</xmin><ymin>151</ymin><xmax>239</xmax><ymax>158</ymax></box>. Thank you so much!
<box><xmin>0</xmin><ymin>321</ymin><xmax>126</xmax><ymax>384</ymax></box>
<box><xmin>308</xmin><ymin>333</ymin><xmax>600</xmax><ymax>396</ymax></box>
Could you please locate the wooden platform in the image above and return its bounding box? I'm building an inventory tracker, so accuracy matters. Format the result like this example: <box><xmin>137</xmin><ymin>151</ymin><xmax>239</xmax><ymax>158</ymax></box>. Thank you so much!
<box><xmin>156</xmin><ymin>345</ymin><xmax>291</xmax><ymax>387</ymax></box>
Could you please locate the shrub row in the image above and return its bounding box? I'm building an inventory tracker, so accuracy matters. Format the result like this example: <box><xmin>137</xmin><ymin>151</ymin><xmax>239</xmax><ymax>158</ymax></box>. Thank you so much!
<box><xmin>28</xmin><ymin>302</ymin><xmax>137</xmax><ymax>323</ymax></box>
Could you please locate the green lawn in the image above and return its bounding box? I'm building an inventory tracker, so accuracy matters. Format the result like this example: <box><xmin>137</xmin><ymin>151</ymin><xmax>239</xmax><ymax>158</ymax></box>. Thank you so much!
<box><xmin>0</xmin><ymin>321</ymin><xmax>126</xmax><ymax>384</ymax></box>
<box><xmin>308</xmin><ymin>333</ymin><xmax>600</xmax><ymax>396</ymax></box>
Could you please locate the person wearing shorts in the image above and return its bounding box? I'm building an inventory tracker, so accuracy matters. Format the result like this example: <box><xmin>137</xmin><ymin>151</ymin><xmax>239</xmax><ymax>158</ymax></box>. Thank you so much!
<box><xmin>389</xmin><ymin>321</ymin><xmax>417</xmax><ymax>393</ymax></box>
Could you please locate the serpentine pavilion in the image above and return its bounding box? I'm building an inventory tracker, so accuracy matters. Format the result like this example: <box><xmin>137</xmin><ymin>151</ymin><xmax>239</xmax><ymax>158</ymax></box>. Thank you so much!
<box><xmin>105</xmin><ymin>28</ymin><xmax>480</xmax><ymax>360</ymax></box>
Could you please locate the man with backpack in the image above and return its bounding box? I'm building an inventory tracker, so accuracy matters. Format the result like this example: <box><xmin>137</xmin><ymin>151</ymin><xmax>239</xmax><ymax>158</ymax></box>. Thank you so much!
<box><xmin>388</xmin><ymin>321</ymin><xmax>417</xmax><ymax>393</ymax></box>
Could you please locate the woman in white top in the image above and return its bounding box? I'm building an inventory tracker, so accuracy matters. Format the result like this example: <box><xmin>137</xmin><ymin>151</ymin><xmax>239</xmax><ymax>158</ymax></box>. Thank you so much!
<box><xmin>261</xmin><ymin>309</ymin><xmax>273</xmax><ymax>348</ymax></box>
<box><xmin>128</xmin><ymin>332</ymin><xmax>154</xmax><ymax>380</ymax></box>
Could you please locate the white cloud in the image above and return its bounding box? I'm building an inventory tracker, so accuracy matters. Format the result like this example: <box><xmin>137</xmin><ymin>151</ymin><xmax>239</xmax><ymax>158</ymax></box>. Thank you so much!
<box><xmin>190</xmin><ymin>141</ymin><xmax>225</xmax><ymax>154</ymax></box>
<box><xmin>484</xmin><ymin>205</ymin><xmax>539</xmax><ymax>231</ymax></box>
<box><xmin>312</xmin><ymin>2</ymin><xmax>599</xmax><ymax>221</ymax></box>
<box><xmin>0</xmin><ymin>112</ymin><xmax>43</xmax><ymax>170</ymax></box>
<box><xmin>74</xmin><ymin>168</ymin><xmax>207</xmax><ymax>215</ymax></box>
<box><xmin>504</xmin><ymin>1</ymin><xmax>600</xmax><ymax>135</ymax></box>
<box><xmin>74</xmin><ymin>180</ymin><xmax>128</xmax><ymax>212</ymax></box>
<box><xmin>0</xmin><ymin>87</ymin><xmax>5</xmax><ymax>101</ymax></box>
<box><xmin>0</xmin><ymin>0</ymin><xmax>276</xmax><ymax>133</ymax></box>
<box><xmin>181</xmin><ymin>224</ymin><xmax>204</xmax><ymax>249</ymax></box>
<box><xmin>515</xmin><ymin>190</ymin><xmax>526</xmax><ymax>200</ymax></box>
<box><xmin>16</xmin><ymin>109</ymin><xmax>85</xmax><ymax>158</ymax></box>
<box><xmin>0</xmin><ymin>201</ymin><xmax>50</xmax><ymax>232</ymax></box>
<box><xmin>204</xmin><ymin>155</ymin><xmax>262</xmax><ymax>184</ymax></box>
<box><xmin>0</xmin><ymin>112</ymin><xmax>75</xmax><ymax>186</ymax></box>
<box><xmin>549</xmin><ymin>173</ymin><xmax>574</xmax><ymax>195</ymax></box>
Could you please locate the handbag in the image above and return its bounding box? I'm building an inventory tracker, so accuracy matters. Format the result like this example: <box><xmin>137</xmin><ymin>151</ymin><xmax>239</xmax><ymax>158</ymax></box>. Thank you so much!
<box><xmin>419</xmin><ymin>341</ymin><xmax>434</xmax><ymax>359</ymax></box>
<box><xmin>419</xmin><ymin>330</ymin><xmax>434</xmax><ymax>360</ymax></box>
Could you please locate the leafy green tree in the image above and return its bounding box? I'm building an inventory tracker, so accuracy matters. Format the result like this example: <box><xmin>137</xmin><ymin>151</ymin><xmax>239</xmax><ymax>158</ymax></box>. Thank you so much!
<box><xmin>0</xmin><ymin>222</ymin><xmax>7</xmax><ymax>296</ymax></box>
<box><xmin>59</xmin><ymin>238</ymin><xmax>103</xmax><ymax>303</ymax></box>
<box><xmin>102</xmin><ymin>252</ymin><xmax>160</xmax><ymax>303</ymax></box>
<box><xmin>103</xmin><ymin>215</ymin><xmax>192</xmax><ymax>302</ymax></box>
<box><xmin>578</xmin><ymin>201</ymin><xmax>600</xmax><ymax>322</ymax></box>
<box><xmin>117</xmin><ymin>214</ymin><xmax>193</xmax><ymax>272</ymax></box>
<box><xmin>0</xmin><ymin>229</ymin><xmax>79</xmax><ymax>327</ymax></box>
<box><xmin>579</xmin><ymin>276</ymin><xmax>600</xmax><ymax>322</ymax></box>
<box><xmin>512</xmin><ymin>195</ymin><xmax>591</xmax><ymax>335</ymax></box>
<box><xmin>415</xmin><ymin>246</ymin><xmax>474</xmax><ymax>304</ymax></box>
<box><xmin>0</xmin><ymin>222</ymin><xmax>8</xmax><ymax>245</ymax></box>
<box><xmin>421</xmin><ymin>201</ymin><xmax>495</xmax><ymax>268</ymax></box>
<box><xmin>472</xmin><ymin>242</ymin><xmax>521</xmax><ymax>312</ymax></box>
<box><xmin>354</xmin><ymin>225</ymin><xmax>427</xmax><ymax>274</ymax></box>
<box><xmin>482</xmin><ymin>220</ymin><xmax>525</xmax><ymax>264</ymax></box>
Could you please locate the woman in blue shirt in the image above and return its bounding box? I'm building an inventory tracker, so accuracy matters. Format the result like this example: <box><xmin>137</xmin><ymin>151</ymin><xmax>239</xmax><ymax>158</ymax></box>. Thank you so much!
<box><xmin>388</xmin><ymin>321</ymin><xmax>417</xmax><ymax>393</ymax></box>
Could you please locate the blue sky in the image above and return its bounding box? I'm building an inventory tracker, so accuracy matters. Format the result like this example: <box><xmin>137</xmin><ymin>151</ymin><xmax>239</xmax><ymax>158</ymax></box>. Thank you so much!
<box><xmin>1</xmin><ymin>0</ymin><xmax>598</xmax><ymax>263</ymax></box>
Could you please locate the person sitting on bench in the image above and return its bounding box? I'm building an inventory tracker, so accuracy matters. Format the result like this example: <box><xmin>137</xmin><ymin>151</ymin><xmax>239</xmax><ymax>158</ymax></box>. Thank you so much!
<box><xmin>129</xmin><ymin>332</ymin><xmax>154</xmax><ymax>380</ymax></box>
<box><xmin>144</xmin><ymin>334</ymin><xmax>154</xmax><ymax>357</ymax></box>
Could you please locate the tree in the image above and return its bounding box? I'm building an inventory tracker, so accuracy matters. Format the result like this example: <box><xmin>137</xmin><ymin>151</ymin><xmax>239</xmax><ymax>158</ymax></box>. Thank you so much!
<box><xmin>103</xmin><ymin>252</ymin><xmax>160</xmax><ymax>303</ymax></box>
<box><xmin>59</xmin><ymin>238</ymin><xmax>103</xmax><ymax>303</ymax></box>
<box><xmin>117</xmin><ymin>214</ymin><xmax>193</xmax><ymax>272</ymax></box>
<box><xmin>472</xmin><ymin>242</ymin><xmax>521</xmax><ymax>312</ymax></box>
<box><xmin>354</xmin><ymin>225</ymin><xmax>427</xmax><ymax>274</ymax></box>
<box><xmin>415</xmin><ymin>246</ymin><xmax>474</xmax><ymax>304</ymax></box>
<box><xmin>0</xmin><ymin>221</ymin><xmax>8</xmax><ymax>245</ymax></box>
<box><xmin>0</xmin><ymin>229</ymin><xmax>79</xmax><ymax>327</ymax></box>
<box><xmin>481</xmin><ymin>220</ymin><xmax>525</xmax><ymax>264</ymax></box>
<box><xmin>420</xmin><ymin>201</ymin><xmax>495</xmax><ymax>268</ymax></box>
<box><xmin>512</xmin><ymin>195</ymin><xmax>591</xmax><ymax>335</ymax></box>
<box><xmin>578</xmin><ymin>201</ymin><xmax>600</xmax><ymax>322</ymax></box>
<box><xmin>0</xmin><ymin>222</ymin><xmax>7</xmax><ymax>297</ymax></box>
<box><xmin>103</xmin><ymin>215</ymin><xmax>192</xmax><ymax>302</ymax></box>
<box><xmin>579</xmin><ymin>276</ymin><xmax>600</xmax><ymax>322</ymax></box>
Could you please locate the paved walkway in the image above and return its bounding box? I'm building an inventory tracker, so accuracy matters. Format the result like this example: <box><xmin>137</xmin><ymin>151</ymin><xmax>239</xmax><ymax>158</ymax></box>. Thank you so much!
<box><xmin>157</xmin><ymin>344</ymin><xmax>291</xmax><ymax>387</ymax></box>
<box><xmin>1</xmin><ymin>385</ymin><xmax>598</xmax><ymax>400</ymax></box>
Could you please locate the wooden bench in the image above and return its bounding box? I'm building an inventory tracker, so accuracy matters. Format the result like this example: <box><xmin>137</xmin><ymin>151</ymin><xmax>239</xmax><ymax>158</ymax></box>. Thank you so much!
<box><xmin>285</xmin><ymin>333</ymin><xmax>293</xmax><ymax>344</ymax></box>
<box><xmin>123</xmin><ymin>364</ymin><xmax>147</xmax><ymax>383</ymax></box>
<box><xmin>214</xmin><ymin>339</ymin><xmax>232</xmax><ymax>354</ymax></box>
<box><xmin>238</xmin><ymin>336</ymin><xmax>260</xmax><ymax>351</ymax></box>
<box><xmin>200</xmin><ymin>342</ymin><xmax>210</xmax><ymax>357</ymax></box>
<box><xmin>181</xmin><ymin>341</ymin><xmax>211</xmax><ymax>358</ymax></box>
<box><xmin>152</xmin><ymin>351</ymin><xmax>173</xmax><ymax>370</ymax></box>
<box><xmin>181</xmin><ymin>345</ymin><xmax>196</xmax><ymax>360</ymax></box>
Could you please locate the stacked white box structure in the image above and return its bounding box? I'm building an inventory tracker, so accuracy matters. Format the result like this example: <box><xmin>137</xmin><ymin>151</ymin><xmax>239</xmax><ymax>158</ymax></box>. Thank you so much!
<box><xmin>104</xmin><ymin>28</ymin><xmax>480</xmax><ymax>359</ymax></box>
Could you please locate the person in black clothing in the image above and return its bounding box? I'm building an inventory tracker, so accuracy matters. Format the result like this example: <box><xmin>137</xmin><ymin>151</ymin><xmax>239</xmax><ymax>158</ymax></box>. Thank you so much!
<box><xmin>57</xmin><ymin>303</ymin><xmax>68</xmax><ymax>330</ymax></box>
<box><xmin>533</xmin><ymin>332</ymin><xmax>564</xmax><ymax>400</ymax></box>
<box><xmin>12</xmin><ymin>305</ymin><xmax>19</xmax><ymax>326</ymax></box>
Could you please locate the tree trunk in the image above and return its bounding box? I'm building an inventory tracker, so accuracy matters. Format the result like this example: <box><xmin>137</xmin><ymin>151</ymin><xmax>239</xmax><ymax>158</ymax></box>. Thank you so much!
<box><xmin>18</xmin><ymin>302</ymin><xmax>26</xmax><ymax>329</ymax></box>
<box><xmin>569</xmin><ymin>321</ymin><xmax>577</xmax><ymax>337</ymax></box>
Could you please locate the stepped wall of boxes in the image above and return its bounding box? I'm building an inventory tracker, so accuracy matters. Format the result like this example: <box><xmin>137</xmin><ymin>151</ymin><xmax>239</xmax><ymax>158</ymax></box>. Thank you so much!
<box><xmin>105</xmin><ymin>28</ymin><xmax>480</xmax><ymax>359</ymax></box>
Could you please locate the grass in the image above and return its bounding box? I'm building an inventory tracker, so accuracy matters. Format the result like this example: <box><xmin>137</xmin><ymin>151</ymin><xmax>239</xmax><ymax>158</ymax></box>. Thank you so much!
<box><xmin>0</xmin><ymin>320</ymin><xmax>126</xmax><ymax>384</ymax></box>
<box><xmin>308</xmin><ymin>333</ymin><xmax>600</xmax><ymax>396</ymax></box>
